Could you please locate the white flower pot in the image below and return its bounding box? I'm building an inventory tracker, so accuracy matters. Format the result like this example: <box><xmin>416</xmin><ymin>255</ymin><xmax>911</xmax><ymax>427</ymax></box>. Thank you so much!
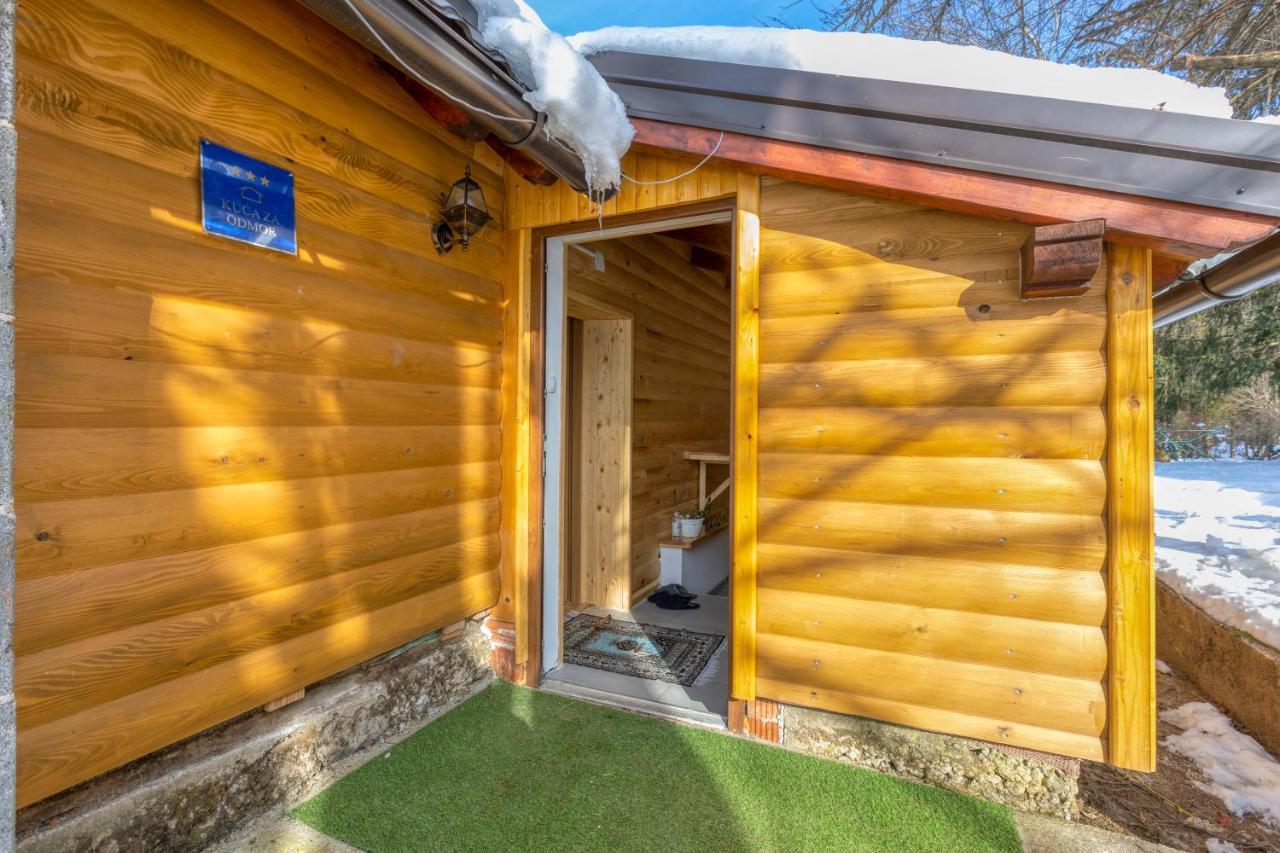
<box><xmin>678</xmin><ymin>516</ymin><xmax>705</xmax><ymax>538</ymax></box>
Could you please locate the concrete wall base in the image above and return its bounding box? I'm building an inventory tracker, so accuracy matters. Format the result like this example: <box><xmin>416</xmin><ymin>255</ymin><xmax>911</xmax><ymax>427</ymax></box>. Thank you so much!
<box><xmin>16</xmin><ymin>618</ymin><xmax>493</xmax><ymax>852</ymax></box>
<box><xmin>780</xmin><ymin>705</ymin><xmax>1080</xmax><ymax>819</ymax></box>
<box><xmin>1157</xmin><ymin>579</ymin><xmax>1280</xmax><ymax>756</ymax></box>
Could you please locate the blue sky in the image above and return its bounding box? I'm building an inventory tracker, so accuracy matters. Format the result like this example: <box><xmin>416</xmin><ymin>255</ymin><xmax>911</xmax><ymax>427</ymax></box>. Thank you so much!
<box><xmin>529</xmin><ymin>0</ymin><xmax>826</xmax><ymax>35</ymax></box>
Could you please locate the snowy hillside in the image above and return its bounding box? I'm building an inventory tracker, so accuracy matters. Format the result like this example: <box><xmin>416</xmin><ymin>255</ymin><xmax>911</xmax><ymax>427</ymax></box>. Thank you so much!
<box><xmin>1156</xmin><ymin>461</ymin><xmax>1280</xmax><ymax>650</ymax></box>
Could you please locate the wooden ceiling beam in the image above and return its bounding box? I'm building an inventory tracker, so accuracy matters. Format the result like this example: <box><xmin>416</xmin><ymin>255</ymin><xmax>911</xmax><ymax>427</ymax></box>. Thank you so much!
<box><xmin>689</xmin><ymin>245</ymin><xmax>730</xmax><ymax>275</ymax></box>
<box><xmin>663</xmin><ymin>224</ymin><xmax>733</xmax><ymax>255</ymax></box>
<box><xmin>630</xmin><ymin>118</ymin><xmax>1278</xmax><ymax>259</ymax></box>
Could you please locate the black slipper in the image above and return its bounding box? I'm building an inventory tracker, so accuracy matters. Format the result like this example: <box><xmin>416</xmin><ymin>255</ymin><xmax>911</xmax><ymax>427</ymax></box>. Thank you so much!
<box><xmin>647</xmin><ymin>590</ymin><xmax>702</xmax><ymax>610</ymax></box>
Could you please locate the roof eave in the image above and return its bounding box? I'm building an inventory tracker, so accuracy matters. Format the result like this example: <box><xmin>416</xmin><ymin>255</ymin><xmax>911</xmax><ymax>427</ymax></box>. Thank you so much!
<box><xmin>629</xmin><ymin>117</ymin><xmax>1278</xmax><ymax>260</ymax></box>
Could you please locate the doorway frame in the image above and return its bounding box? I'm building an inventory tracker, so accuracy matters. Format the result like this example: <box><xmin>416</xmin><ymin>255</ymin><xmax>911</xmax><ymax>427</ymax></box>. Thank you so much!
<box><xmin>539</xmin><ymin>205</ymin><xmax>736</xmax><ymax>677</ymax></box>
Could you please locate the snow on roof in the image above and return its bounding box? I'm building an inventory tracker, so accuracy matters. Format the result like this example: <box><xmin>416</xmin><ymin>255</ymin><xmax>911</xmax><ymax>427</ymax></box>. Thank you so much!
<box><xmin>569</xmin><ymin>26</ymin><xmax>1235</xmax><ymax>120</ymax></box>
<box><xmin>469</xmin><ymin>0</ymin><xmax>633</xmax><ymax>191</ymax></box>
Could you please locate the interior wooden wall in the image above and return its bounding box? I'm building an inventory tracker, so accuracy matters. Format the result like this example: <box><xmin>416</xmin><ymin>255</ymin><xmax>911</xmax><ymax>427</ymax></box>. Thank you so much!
<box><xmin>565</xmin><ymin>235</ymin><xmax>731</xmax><ymax>598</ymax></box>
<box><xmin>754</xmin><ymin>178</ymin><xmax>1110</xmax><ymax>762</ymax></box>
<box><xmin>571</xmin><ymin>318</ymin><xmax>633</xmax><ymax>610</ymax></box>
<box><xmin>13</xmin><ymin>0</ymin><xmax>505</xmax><ymax>805</ymax></box>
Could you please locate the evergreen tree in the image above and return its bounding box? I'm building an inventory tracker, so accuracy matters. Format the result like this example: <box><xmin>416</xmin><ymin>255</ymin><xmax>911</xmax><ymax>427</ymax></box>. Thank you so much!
<box><xmin>1155</xmin><ymin>286</ymin><xmax>1280</xmax><ymax>424</ymax></box>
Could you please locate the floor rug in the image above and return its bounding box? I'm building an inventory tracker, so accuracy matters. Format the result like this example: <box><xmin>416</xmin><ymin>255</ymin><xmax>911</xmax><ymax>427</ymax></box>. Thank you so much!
<box><xmin>562</xmin><ymin>613</ymin><xmax>723</xmax><ymax>686</ymax></box>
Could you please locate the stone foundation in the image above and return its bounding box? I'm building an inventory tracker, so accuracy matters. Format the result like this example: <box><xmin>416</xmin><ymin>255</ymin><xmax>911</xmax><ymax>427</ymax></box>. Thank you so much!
<box><xmin>1157</xmin><ymin>579</ymin><xmax>1280</xmax><ymax>756</ymax></box>
<box><xmin>16</xmin><ymin>618</ymin><xmax>493</xmax><ymax>852</ymax></box>
<box><xmin>781</xmin><ymin>705</ymin><xmax>1080</xmax><ymax>819</ymax></box>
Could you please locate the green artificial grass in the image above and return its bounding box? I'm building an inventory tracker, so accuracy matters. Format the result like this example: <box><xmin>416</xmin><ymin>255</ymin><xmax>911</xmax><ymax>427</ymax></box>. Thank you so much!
<box><xmin>292</xmin><ymin>681</ymin><xmax>1021</xmax><ymax>852</ymax></box>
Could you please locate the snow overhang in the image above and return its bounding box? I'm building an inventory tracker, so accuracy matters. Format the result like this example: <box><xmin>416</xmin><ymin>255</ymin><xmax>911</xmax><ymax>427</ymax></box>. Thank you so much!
<box><xmin>586</xmin><ymin>50</ymin><xmax>1280</xmax><ymax>219</ymax></box>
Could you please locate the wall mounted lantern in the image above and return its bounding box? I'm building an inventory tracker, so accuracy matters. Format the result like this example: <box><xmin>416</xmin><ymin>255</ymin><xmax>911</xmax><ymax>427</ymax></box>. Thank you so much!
<box><xmin>431</xmin><ymin>165</ymin><xmax>491</xmax><ymax>254</ymax></box>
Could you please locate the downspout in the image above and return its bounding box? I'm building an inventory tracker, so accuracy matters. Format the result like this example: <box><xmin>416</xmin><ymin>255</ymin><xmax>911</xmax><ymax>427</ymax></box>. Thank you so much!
<box><xmin>300</xmin><ymin>0</ymin><xmax>598</xmax><ymax>195</ymax></box>
<box><xmin>1154</xmin><ymin>230</ymin><xmax>1280</xmax><ymax>328</ymax></box>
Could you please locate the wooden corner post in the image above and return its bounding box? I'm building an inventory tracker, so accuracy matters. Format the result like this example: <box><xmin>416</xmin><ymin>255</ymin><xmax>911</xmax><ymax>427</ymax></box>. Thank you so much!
<box><xmin>731</xmin><ymin>174</ymin><xmax>761</xmax><ymax>706</ymax></box>
<box><xmin>1105</xmin><ymin>242</ymin><xmax>1157</xmax><ymax>772</ymax></box>
<box><xmin>499</xmin><ymin>225</ymin><xmax>539</xmax><ymax>687</ymax></box>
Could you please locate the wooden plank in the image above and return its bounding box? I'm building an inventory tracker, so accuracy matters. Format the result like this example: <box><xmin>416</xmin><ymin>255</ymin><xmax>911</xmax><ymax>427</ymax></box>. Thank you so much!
<box><xmin>1104</xmin><ymin>242</ymin><xmax>1157</xmax><ymax>772</ymax></box>
<box><xmin>760</xmin><ymin>300</ymin><xmax>1106</xmax><ymax>361</ymax></box>
<box><xmin>759</xmin><ymin>405</ymin><xmax>1105</xmax><ymax>460</ymax></box>
<box><xmin>684</xmin><ymin>451</ymin><xmax>730</xmax><ymax>463</ymax></box>
<box><xmin>576</xmin><ymin>319</ymin><xmax>633</xmax><ymax>610</ymax></box>
<box><xmin>632</xmin><ymin>119</ymin><xmax>1277</xmax><ymax>257</ymax></box>
<box><xmin>506</xmin><ymin>152</ymin><xmax>736</xmax><ymax>230</ymax></box>
<box><xmin>759</xmin><ymin>351</ymin><xmax>1106</xmax><ymax>409</ymax></box>
<box><xmin>758</xmin><ymin>260</ymin><xmax>1021</xmax><ymax>318</ymax></box>
<box><xmin>757</xmin><ymin>542</ymin><xmax>1107</xmax><ymax>626</ymax></box>
<box><xmin>18</xmin><ymin>535</ymin><xmax>498</xmax><ymax>729</ymax></box>
<box><xmin>16</xmin><ymin>499</ymin><xmax>500</xmax><ymax>655</ymax></box>
<box><xmin>18</xmin><ymin>275</ymin><xmax>502</xmax><ymax>388</ymax></box>
<box><xmin>523</xmin><ymin>231</ymin><xmax>547</xmax><ymax>683</ymax></box>
<box><xmin>762</xmin><ymin>209</ymin><xmax>1027</xmax><ymax>275</ymax></box>
<box><xmin>732</xmin><ymin>173</ymin><xmax>761</xmax><ymax>701</ymax></box>
<box><xmin>759</xmin><ymin>496</ymin><xmax>1105</xmax><ymax>573</ymax></box>
<box><xmin>756</xmin><ymin>587</ymin><xmax>1107</xmax><ymax>680</ymax></box>
<box><xmin>758</xmin><ymin>677</ymin><xmax>1106</xmax><ymax>762</ymax></box>
<box><xmin>495</xmin><ymin>227</ymin><xmax>532</xmax><ymax>629</ymax></box>
<box><xmin>660</xmin><ymin>524</ymin><xmax>728</xmax><ymax>550</ymax></box>
<box><xmin>16</xmin><ymin>569</ymin><xmax>500</xmax><ymax>807</ymax></box>
<box><xmin>18</xmin><ymin>460</ymin><xmax>500</xmax><ymax>580</ymax></box>
<box><xmin>15</xmin><ymin>352</ymin><xmax>501</xmax><ymax>430</ymax></box>
<box><xmin>757</xmin><ymin>632</ymin><xmax>1107</xmax><ymax>737</ymax></box>
<box><xmin>760</xmin><ymin>451</ymin><xmax>1105</xmax><ymax>514</ymax></box>
<box><xmin>15</xmin><ymin>425</ymin><xmax>500</xmax><ymax>503</ymax></box>
<box><xmin>17</xmin><ymin>202</ymin><xmax>502</xmax><ymax>353</ymax></box>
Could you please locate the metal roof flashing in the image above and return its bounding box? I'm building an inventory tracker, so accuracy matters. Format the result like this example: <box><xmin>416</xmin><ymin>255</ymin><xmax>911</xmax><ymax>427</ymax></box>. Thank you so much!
<box><xmin>587</xmin><ymin>50</ymin><xmax>1280</xmax><ymax>218</ymax></box>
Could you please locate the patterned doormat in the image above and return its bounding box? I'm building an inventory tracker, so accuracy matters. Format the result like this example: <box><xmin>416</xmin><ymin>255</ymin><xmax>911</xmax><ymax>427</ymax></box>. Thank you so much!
<box><xmin>562</xmin><ymin>614</ymin><xmax>724</xmax><ymax>687</ymax></box>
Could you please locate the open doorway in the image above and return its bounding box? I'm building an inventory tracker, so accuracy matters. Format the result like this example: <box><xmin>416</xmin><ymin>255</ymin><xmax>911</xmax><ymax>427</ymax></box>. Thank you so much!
<box><xmin>540</xmin><ymin>210</ymin><xmax>734</xmax><ymax>725</ymax></box>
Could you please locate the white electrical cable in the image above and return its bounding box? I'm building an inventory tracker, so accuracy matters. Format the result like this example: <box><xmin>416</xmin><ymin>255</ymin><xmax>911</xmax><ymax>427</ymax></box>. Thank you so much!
<box><xmin>620</xmin><ymin>132</ymin><xmax>725</xmax><ymax>185</ymax></box>
<box><xmin>336</xmin><ymin>0</ymin><xmax>537</xmax><ymax>127</ymax></box>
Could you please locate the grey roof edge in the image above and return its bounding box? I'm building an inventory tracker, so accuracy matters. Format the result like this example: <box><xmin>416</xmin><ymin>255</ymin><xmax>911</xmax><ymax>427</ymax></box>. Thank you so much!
<box><xmin>587</xmin><ymin>50</ymin><xmax>1280</xmax><ymax>218</ymax></box>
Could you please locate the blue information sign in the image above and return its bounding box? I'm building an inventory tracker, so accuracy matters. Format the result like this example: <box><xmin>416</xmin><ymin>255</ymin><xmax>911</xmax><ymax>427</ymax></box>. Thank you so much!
<box><xmin>199</xmin><ymin>139</ymin><xmax>296</xmax><ymax>255</ymax></box>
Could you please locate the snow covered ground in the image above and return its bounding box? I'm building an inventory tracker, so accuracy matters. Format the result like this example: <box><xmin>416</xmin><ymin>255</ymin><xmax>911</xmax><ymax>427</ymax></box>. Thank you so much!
<box><xmin>1162</xmin><ymin>701</ymin><xmax>1280</xmax><ymax>830</ymax></box>
<box><xmin>1156</xmin><ymin>461</ymin><xmax>1280</xmax><ymax>651</ymax></box>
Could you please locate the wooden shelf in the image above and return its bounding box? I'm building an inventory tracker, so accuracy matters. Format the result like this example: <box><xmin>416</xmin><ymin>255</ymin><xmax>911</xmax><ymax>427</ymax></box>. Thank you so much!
<box><xmin>660</xmin><ymin>524</ymin><xmax>728</xmax><ymax>550</ymax></box>
<box><xmin>683</xmin><ymin>451</ymin><xmax>730</xmax><ymax>464</ymax></box>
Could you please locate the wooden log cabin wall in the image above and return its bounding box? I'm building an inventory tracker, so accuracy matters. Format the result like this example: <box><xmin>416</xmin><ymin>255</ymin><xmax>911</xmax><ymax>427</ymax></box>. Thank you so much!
<box><xmin>564</xmin><ymin>234</ymin><xmax>731</xmax><ymax>604</ymax></box>
<box><xmin>504</xmin><ymin>164</ymin><xmax>1154</xmax><ymax>769</ymax></box>
<box><xmin>752</xmin><ymin>179</ymin><xmax>1112</xmax><ymax>761</ymax></box>
<box><xmin>8</xmin><ymin>0</ymin><xmax>1162</xmax><ymax>806</ymax></box>
<box><xmin>13</xmin><ymin>0</ymin><xmax>507</xmax><ymax>805</ymax></box>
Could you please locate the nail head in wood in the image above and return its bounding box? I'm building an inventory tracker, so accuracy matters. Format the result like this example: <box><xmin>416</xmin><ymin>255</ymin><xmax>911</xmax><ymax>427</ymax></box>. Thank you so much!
<box><xmin>1020</xmin><ymin>219</ymin><xmax>1105</xmax><ymax>299</ymax></box>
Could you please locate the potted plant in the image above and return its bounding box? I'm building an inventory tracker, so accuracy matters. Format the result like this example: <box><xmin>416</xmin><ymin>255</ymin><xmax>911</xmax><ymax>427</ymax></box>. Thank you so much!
<box><xmin>677</xmin><ymin>505</ymin><xmax>708</xmax><ymax>539</ymax></box>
